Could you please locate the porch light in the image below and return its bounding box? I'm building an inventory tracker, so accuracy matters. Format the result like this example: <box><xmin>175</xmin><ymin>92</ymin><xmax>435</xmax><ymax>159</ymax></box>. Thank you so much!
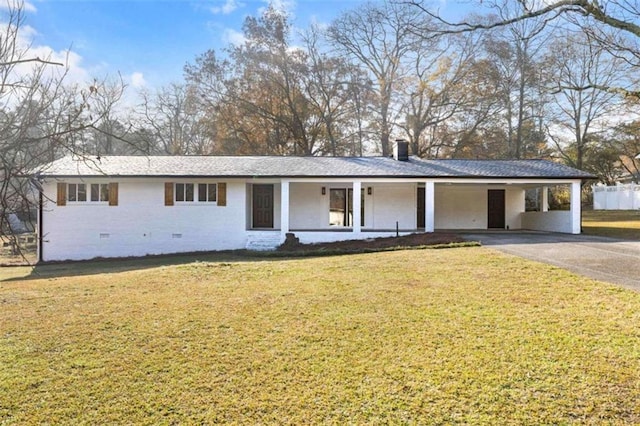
<box><xmin>367</xmin><ymin>187</ymin><xmax>372</xmax><ymax>195</ymax></box>
<box><xmin>322</xmin><ymin>186</ymin><xmax>326</xmax><ymax>195</ymax></box>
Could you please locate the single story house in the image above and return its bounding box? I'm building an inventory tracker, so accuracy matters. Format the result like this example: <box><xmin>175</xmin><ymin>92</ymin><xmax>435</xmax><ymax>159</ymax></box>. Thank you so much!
<box><xmin>36</xmin><ymin>142</ymin><xmax>594</xmax><ymax>261</ymax></box>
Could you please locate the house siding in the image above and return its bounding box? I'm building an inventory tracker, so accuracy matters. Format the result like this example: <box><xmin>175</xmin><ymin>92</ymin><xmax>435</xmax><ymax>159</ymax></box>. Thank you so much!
<box><xmin>435</xmin><ymin>185</ymin><xmax>486</xmax><ymax>229</ymax></box>
<box><xmin>41</xmin><ymin>179</ymin><xmax>248</xmax><ymax>261</ymax></box>
<box><xmin>435</xmin><ymin>185</ymin><xmax>525</xmax><ymax>230</ymax></box>
<box><xmin>289</xmin><ymin>183</ymin><xmax>325</xmax><ymax>229</ymax></box>
<box><xmin>521</xmin><ymin>211</ymin><xmax>573</xmax><ymax>233</ymax></box>
<box><xmin>369</xmin><ymin>184</ymin><xmax>416</xmax><ymax>229</ymax></box>
<box><xmin>505</xmin><ymin>187</ymin><xmax>525</xmax><ymax>230</ymax></box>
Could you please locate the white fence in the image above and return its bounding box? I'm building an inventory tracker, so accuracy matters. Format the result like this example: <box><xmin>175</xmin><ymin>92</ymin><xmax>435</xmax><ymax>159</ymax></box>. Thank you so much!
<box><xmin>593</xmin><ymin>184</ymin><xmax>640</xmax><ymax>210</ymax></box>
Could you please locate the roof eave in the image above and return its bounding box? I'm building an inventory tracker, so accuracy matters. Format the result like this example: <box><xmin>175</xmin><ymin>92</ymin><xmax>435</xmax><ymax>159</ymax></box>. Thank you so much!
<box><xmin>40</xmin><ymin>173</ymin><xmax>596</xmax><ymax>180</ymax></box>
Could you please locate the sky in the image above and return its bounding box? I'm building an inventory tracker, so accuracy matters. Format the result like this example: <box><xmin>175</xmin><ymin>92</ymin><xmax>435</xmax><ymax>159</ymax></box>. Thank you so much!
<box><xmin>20</xmin><ymin>0</ymin><xmax>373</xmax><ymax>92</ymax></box>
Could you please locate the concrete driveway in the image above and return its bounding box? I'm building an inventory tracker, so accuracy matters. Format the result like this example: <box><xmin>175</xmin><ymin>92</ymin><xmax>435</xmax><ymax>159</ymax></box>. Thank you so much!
<box><xmin>461</xmin><ymin>232</ymin><xmax>640</xmax><ymax>291</ymax></box>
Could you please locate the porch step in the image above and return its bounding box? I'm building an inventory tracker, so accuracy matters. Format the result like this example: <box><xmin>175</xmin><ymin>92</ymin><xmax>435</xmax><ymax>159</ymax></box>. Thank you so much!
<box><xmin>245</xmin><ymin>232</ymin><xmax>281</xmax><ymax>251</ymax></box>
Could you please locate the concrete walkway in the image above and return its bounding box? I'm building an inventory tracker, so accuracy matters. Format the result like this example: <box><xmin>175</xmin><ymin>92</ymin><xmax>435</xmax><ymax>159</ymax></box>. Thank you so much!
<box><xmin>461</xmin><ymin>232</ymin><xmax>640</xmax><ymax>291</ymax></box>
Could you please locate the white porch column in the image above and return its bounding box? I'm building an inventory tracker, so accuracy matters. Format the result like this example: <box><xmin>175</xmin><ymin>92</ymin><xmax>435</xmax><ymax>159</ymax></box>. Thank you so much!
<box><xmin>425</xmin><ymin>181</ymin><xmax>435</xmax><ymax>232</ymax></box>
<box><xmin>353</xmin><ymin>180</ymin><xmax>362</xmax><ymax>233</ymax></box>
<box><xmin>570</xmin><ymin>181</ymin><xmax>581</xmax><ymax>234</ymax></box>
<box><xmin>541</xmin><ymin>186</ymin><xmax>549</xmax><ymax>212</ymax></box>
<box><xmin>280</xmin><ymin>179</ymin><xmax>290</xmax><ymax>238</ymax></box>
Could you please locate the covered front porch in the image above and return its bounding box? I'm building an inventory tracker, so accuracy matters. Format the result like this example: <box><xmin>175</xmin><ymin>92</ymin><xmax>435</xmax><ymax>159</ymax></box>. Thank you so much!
<box><xmin>244</xmin><ymin>178</ymin><xmax>583</xmax><ymax>250</ymax></box>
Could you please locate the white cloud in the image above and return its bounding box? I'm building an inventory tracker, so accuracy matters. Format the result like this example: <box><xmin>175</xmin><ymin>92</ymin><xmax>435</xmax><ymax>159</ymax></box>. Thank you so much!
<box><xmin>223</xmin><ymin>28</ymin><xmax>246</xmax><ymax>46</ymax></box>
<box><xmin>0</xmin><ymin>4</ymin><xmax>144</xmax><ymax>121</ymax></box>
<box><xmin>2</xmin><ymin>15</ymin><xmax>95</xmax><ymax>88</ymax></box>
<box><xmin>16</xmin><ymin>42</ymin><xmax>91</xmax><ymax>86</ymax></box>
<box><xmin>18</xmin><ymin>23</ymin><xmax>37</xmax><ymax>38</ymax></box>
<box><xmin>129</xmin><ymin>71</ymin><xmax>146</xmax><ymax>89</ymax></box>
<box><xmin>308</xmin><ymin>15</ymin><xmax>327</xmax><ymax>27</ymax></box>
<box><xmin>0</xmin><ymin>0</ymin><xmax>37</xmax><ymax>13</ymax></box>
<box><xmin>22</xmin><ymin>0</ymin><xmax>36</xmax><ymax>13</ymax></box>
<box><xmin>210</xmin><ymin>0</ymin><xmax>244</xmax><ymax>15</ymax></box>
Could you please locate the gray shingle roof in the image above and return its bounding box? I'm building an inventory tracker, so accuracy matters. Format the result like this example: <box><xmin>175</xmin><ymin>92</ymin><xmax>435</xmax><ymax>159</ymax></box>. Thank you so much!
<box><xmin>39</xmin><ymin>155</ymin><xmax>595</xmax><ymax>179</ymax></box>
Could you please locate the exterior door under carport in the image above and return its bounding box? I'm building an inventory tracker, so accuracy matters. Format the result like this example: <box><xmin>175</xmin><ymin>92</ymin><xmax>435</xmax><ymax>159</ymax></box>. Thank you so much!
<box><xmin>487</xmin><ymin>189</ymin><xmax>506</xmax><ymax>229</ymax></box>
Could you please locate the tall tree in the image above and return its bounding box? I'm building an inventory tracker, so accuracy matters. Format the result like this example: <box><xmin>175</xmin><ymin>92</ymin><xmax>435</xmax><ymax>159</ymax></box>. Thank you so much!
<box><xmin>186</xmin><ymin>4</ymin><xmax>378</xmax><ymax>156</ymax></box>
<box><xmin>399</xmin><ymin>32</ymin><xmax>481</xmax><ymax>158</ymax></box>
<box><xmin>610</xmin><ymin>121</ymin><xmax>640</xmax><ymax>181</ymax></box>
<box><xmin>301</xmin><ymin>24</ymin><xmax>373</xmax><ymax>156</ymax></box>
<box><xmin>83</xmin><ymin>77</ymin><xmax>141</xmax><ymax>155</ymax></box>
<box><xmin>187</xmin><ymin>5</ymin><xmax>325</xmax><ymax>155</ymax></box>
<box><xmin>0</xmin><ymin>0</ymin><xmax>126</xmax><ymax>257</ymax></box>
<box><xmin>480</xmin><ymin>12</ymin><xmax>549</xmax><ymax>159</ymax></box>
<box><xmin>408</xmin><ymin>0</ymin><xmax>640</xmax><ymax>98</ymax></box>
<box><xmin>545</xmin><ymin>33</ymin><xmax>623</xmax><ymax>170</ymax></box>
<box><xmin>582</xmin><ymin>136</ymin><xmax>627</xmax><ymax>185</ymax></box>
<box><xmin>138</xmin><ymin>83</ymin><xmax>212</xmax><ymax>155</ymax></box>
<box><xmin>439</xmin><ymin>54</ymin><xmax>507</xmax><ymax>159</ymax></box>
<box><xmin>327</xmin><ymin>1</ymin><xmax>422</xmax><ymax>156</ymax></box>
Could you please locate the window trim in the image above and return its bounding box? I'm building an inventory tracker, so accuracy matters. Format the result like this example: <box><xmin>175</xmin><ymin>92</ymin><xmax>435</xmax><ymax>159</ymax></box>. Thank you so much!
<box><xmin>65</xmin><ymin>183</ymin><xmax>110</xmax><ymax>204</ymax></box>
<box><xmin>329</xmin><ymin>187</ymin><xmax>364</xmax><ymax>227</ymax></box>
<box><xmin>90</xmin><ymin>183</ymin><xmax>110</xmax><ymax>202</ymax></box>
<box><xmin>174</xmin><ymin>182</ymin><xmax>218</xmax><ymax>204</ymax></box>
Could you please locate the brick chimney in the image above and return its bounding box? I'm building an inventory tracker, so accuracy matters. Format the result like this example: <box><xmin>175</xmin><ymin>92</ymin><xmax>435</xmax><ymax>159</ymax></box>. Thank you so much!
<box><xmin>393</xmin><ymin>139</ymin><xmax>409</xmax><ymax>161</ymax></box>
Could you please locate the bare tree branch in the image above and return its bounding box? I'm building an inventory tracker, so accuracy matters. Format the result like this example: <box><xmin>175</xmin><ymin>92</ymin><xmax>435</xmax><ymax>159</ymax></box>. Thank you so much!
<box><xmin>405</xmin><ymin>0</ymin><xmax>640</xmax><ymax>100</ymax></box>
<box><xmin>406</xmin><ymin>0</ymin><xmax>640</xmax><ymax>38</ymax></box>
<box><xmin>0</xmin><ymin>57</ymin><xmax>64</xmax><ymax>67</ymax></box>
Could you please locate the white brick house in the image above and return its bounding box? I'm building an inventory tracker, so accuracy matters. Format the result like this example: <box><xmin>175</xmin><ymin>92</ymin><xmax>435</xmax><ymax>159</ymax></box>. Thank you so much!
<box><xmin>35</xmin><ymin>146</ymin><xmax>593</xmax><ymax>261</ymax></box>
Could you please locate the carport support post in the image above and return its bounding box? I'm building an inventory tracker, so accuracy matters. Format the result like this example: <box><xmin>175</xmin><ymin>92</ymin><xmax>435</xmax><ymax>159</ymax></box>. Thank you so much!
<box><xmin>353</xmin><ymin>181</ymin><xmax>362</xmax><ymax>233</ymax></box>
<box><xmin>280</xmin><ymin>179</ymin><xmax>290</xmax><ymax>240</ymax></box>
<box><xmin>571</xmin><ymin>181</ymin><xmax>581</xmax><ymax>234</ymax></box>
<box><xmin>425</xmin><ymin>181</ymin><xmax>435</xmax><ymax>232</ymax></box>
<box><xmin>541</xmin><ymin>187</ymin><xmax>549</xmax><ymax>212</ymax></box>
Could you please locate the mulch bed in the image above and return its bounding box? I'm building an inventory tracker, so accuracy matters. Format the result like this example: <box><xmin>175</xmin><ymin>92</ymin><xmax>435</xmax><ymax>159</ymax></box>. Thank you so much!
<box><xmin>277</xmin><ymin>232</ymin><xmax>467</xmax><ymax>252</ymax></box>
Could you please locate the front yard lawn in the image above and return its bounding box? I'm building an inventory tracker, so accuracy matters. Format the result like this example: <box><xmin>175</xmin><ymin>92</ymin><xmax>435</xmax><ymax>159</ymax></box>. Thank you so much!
<box><xmin>582</xmin><ymin>210</ymin><xmax>640</xmax><ymax>240</ymax></box>
<box><xmin>1</xmin><ymin>248</ymin><xmax>639</xmax><ymax>423</ymax></box>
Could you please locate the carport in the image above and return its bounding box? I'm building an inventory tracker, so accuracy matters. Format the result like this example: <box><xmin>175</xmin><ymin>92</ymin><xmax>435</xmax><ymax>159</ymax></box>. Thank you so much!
<box><xmin>432</xmin><ymin>179</ymin><xmax>583</xmax><ymax>234</ymax></box>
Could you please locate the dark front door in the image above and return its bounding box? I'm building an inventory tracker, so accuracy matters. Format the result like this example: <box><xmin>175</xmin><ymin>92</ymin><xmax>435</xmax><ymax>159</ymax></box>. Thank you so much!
<box><xmin>417</xmin><ymin>187</ymin><xmax>425</xmax><ymax>228</ymax></box>
<box><xmin>487</xmin><ymin>189</ymin><xmax>505</xmax><ymax>229</ymax></box>
<box><xmin>253</xmin><ymin>184</ymin><xmax>274</xmax><ymax>228</ymax></box>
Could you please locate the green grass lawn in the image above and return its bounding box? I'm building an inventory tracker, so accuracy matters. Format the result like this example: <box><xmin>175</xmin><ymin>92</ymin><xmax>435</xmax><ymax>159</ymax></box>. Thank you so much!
<box><xmin>582</xmin><ymin>209</ymin><xmax>640</xmax><ymax>239</ymax></box>
<box><xmin>2</xmin><ymin>248</ymin><xmax>640</xmax><ymax>423</ymax></box>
